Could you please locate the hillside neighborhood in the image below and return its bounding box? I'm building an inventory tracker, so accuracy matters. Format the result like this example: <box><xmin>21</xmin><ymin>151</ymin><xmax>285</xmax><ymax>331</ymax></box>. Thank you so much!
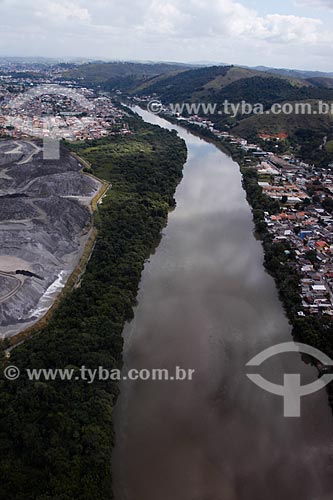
<box><xmin>0</xmin><ymin>76</ymin><xmax>130</xmax><ymax>141</ymax></box>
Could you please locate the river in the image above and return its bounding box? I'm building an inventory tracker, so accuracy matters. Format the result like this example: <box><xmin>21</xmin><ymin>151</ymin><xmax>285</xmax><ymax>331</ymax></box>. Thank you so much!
<box><xmin>113</xmin><ymin>107</ymin><xmax>333</xmax><ymax>500</ymax></box>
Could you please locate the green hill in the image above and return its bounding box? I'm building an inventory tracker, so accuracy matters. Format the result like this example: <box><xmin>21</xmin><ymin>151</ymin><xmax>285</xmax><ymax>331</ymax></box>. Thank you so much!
<box><xmin>63</xmin><ymin>61</ymin><xmax>192</xmax><ymax>89</ymax></box>
<box><xmin>136</xmin><ymin>66</ymin><xmax>333</xmax><ymax>106</ymax></box>
<box><xmin>233</xmin><ymin>101</ymin><xmax>333</xmax><ymax>138</ymax></box>
<box><xmin>137</xmin><ymin>65</ymin><xmax>233</xmax><ymax>100</ymax></box>
<box><xmin>306</xmin><ymin>77</ymin><xmax>333</xmax><ymax>89</ymax></box>
<box><xmin>63</xmin><ymin>61</ymin><xmax>333</xmax><ymax>165</ymax></box>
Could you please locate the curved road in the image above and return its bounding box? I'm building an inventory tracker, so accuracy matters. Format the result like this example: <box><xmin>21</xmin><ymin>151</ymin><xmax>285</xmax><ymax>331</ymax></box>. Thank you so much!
<box><xmin>0</xmin><ymin>271</ymin><xmax>22</xmax><ymax>303</ymax></box>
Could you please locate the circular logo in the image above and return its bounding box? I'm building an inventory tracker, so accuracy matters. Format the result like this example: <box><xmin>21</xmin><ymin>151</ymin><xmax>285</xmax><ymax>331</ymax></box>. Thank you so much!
<box><xmin>147</xmin><ymin>99</ymin><xmax>163</xmax><ymax>115</ymax></box>
<box><xmin>4</xmin><ymin>365</ymin><xmax>20</xmax><ymax>381</ymax></box>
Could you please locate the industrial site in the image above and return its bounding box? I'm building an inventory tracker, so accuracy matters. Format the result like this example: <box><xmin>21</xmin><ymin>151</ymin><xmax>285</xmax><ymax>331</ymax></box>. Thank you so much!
<box><xmin>0</xmin><ymin>139</ymin><xmax>102</xmax><ymax>339</ymax></box>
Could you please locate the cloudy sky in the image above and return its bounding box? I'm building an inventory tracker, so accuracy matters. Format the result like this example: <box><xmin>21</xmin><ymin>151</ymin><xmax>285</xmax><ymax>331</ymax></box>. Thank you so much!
<box><xmin>1</xmin><ymin>0</ymin><xmax>333</xmax><ymax>70</ymax></box>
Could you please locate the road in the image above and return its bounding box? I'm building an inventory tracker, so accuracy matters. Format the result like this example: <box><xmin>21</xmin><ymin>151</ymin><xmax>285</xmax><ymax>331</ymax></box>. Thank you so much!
<box><xmin>0</xmin><ymin>271</ymin><xmax>22</xmax><ymax>303</ymax></box>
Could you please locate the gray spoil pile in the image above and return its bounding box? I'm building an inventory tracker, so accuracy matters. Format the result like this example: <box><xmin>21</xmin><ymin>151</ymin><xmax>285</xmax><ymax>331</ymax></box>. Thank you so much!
<box><xmin>27</xmin><ymin>171</ymin><xmax>98</xmax><ymax>197</ymax></box>
<box><xmin>0</xmin><ymin>141</ymin><xmax>35</xmax><ymax>166</ymax></box>
<box><xmin>0</xmin><ymin>140</ymin><xmax>102</xmax><ymax>337</ymax></box>
<box><xmin>0</xmin><ymin>275</ymin><xmax>17</xmax><ymax>297</ymax></box>
<box><xmin>0</xmin><ymin>198</ymin><xmax>38</xmax><ymax>220</ymax></box>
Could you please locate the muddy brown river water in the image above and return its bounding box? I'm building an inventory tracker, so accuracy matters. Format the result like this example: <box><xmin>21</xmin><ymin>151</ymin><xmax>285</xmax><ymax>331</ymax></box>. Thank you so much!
<box><xmin>113</xmin><ymin>108</ymin><xmax>333</xmax><ymax>500</ymax></box>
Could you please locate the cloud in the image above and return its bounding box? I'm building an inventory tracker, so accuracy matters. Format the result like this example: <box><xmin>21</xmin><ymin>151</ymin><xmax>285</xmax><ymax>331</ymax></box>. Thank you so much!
<box><xmin>35</xmin><ymin>0</ymin><xmax>90</xmax><ymax>23</ymax></box>
<box><xmin>139</xmin><ymin>1</ymin><xmax>191</xmax><ymax>35</ymax></box>
<box><xmin>2</xmin><ymin>0</ymin><xmax>324</xmax><ymax>45</ymax></box>
<box><xmin>0</xmin><ymin>0</ymin><xmax>332</xmax><ymax>70</ymax></box>
<box><xmin>136</xmin><ymin>0</ymin><xmax>327</xmax><ymax>45</ymax></box>
<box><xmin>259</xmin><ymin>14</ymin><xmax>322</xmax><ymax>43</ymax></box>
<box><xmin>295</xmin><ymin>0</ymin><xmax>333</xmax><ymax>8</ymax></box>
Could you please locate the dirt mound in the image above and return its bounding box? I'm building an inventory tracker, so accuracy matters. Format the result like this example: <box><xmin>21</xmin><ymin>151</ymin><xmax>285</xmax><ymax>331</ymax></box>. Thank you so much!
<box><xmin>0</xmin><ymin>140</ymin><xmax>102</xmax><ymax>337</ymax></box>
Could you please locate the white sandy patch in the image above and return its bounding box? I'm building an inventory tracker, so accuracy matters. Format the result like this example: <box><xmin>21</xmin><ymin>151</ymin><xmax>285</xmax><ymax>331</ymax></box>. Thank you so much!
<box><xmin>28</xmin><ymin>270</ymin><xmax>69</xmax><ymax>318</ymax></box>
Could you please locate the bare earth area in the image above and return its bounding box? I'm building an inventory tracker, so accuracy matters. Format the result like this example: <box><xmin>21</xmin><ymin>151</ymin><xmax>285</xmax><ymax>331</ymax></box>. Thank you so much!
<box><xmin>0</xmin><ymin>139</ymin><xmax>102</xmax><ymax>339</ymax></box>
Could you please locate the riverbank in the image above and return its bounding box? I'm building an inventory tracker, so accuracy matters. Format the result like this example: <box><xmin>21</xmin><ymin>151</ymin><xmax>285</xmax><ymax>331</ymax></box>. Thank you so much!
<box><xmin>113</xmin><ymin>107</ymin><xmax>333</xmax><ymax>500</ymax></box>
<box><xmin>0</xmin><ymin>117</ymin><xmax>187</xmax><ymax>499</ymax></box>
<box><xmin>159</xmin><ymin>113</ymin><xmax>333</xmax><ymax>413</ymax></box>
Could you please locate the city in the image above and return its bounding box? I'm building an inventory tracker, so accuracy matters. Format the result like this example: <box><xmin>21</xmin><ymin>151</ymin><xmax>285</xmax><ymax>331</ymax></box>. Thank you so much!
<box><xmin>2</xmin><ymin>0</ymin><xmax>333</xmax><ymax>499</ymax></box>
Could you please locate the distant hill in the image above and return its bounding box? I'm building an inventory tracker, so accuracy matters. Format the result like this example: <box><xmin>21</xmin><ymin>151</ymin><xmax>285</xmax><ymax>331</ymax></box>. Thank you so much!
<box><xmin>136</xmin><ymin>65</ymin><xmax>232</xmax><ymax>101</ymax></box>
<box><xmin>133</xmin><ymin>65</ymin><xmax>333</xmax><ymax>108</ymax></box>
<box><xmin>252</xmin><ymin>66</ymin><xmax>333</xmax><ymax>80</ymax></box>
<box><xmin>306</xmin><ymin>77</ymin><xmax>333</xmax><ymax>89</ymax></box>
<box><xmin>62</xmin><ymin>61</ymin><xmax>333</xmax><ymax>165</ymax></box>
<box><xmin>63</xmin><ymin>61</ymin><xmax>192</xmax><ymax>89</ymax></box>
<box><xmin>132</xmin><ymin>65</ymin><xmax>317</xmax><ymax>102</ymax></box>
<box><xmin>62</xmin><ymin>61</ymin><xmax>333</xmax><ymax>95</ymax></box>
<box><xmin>233</xmin><ymin>101</ymin><xmax>333</xmax><ymax>139</ymax></box>
<box><xmin>117</xmin><ymin>62</ymin><xmax>333</xmax><ymax>166</ymax></box>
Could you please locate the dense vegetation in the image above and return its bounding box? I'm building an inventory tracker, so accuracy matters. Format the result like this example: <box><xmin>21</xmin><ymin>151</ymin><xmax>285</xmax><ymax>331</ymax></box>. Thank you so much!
<box><xmin>0</xmin><ymin>116</ymin><xmax>187</xmax><ymax>499</ymax></box>
<box><xmin>213</xmin><ymin>76</ymin><xmax>333</xmax><ymax>106</ymax></box>
<box><xmin>293</xmin><ymin>128</ymin><xmax>333</xmax><ymax>168</ymax></box>
<box><xmin>135</xmin><ymin>66</ymin><xmax>315</xmax><ymax>102</ymax></box>
<box><xmin>128</xmin><ymin>64</ymin><xmax>333</xmax><ymax>167</ymax></box>
<box><xmin>134</xmin><ymin>65</ymin><xmax>333</xmax><ymax>109</ymax></box>
<box><xmin>63</xmin><ymin>61</ymin><xmax>191</xmax><ymax>87</ymax></box>
<box><xmin>136</xmin><ymin>65</ymin><xmax>231</xmax><ymax>101</ymax></box>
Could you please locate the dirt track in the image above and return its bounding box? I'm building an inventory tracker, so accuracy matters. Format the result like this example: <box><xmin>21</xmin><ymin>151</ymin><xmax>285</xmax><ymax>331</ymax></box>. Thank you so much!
<box><xmin>0</xmin><ymin>272</ymin><xmax>22</xmax><ymax>303</ymax></box>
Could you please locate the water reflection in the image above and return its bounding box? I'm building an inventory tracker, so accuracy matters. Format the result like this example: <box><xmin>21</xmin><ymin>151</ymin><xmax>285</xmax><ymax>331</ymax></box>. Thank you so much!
<box><xmin>113</xmin><ymin>108</ymin><xmax>333</xmax><ymax>500</ymax></box>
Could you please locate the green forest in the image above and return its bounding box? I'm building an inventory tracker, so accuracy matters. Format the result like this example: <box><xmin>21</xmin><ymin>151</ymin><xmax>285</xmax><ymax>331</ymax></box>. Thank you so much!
<box><xmin>0</xmin><ymin>116</ymin><xmax>187</xmax><ymax>500</ymax></box>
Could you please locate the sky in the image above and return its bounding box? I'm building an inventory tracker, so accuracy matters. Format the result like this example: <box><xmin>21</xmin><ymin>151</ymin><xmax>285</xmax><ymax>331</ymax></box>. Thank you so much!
<box><xmin>1</xmin><ymin>0</ymin><xmax>333</xmax><ymax>71</ymax></box>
